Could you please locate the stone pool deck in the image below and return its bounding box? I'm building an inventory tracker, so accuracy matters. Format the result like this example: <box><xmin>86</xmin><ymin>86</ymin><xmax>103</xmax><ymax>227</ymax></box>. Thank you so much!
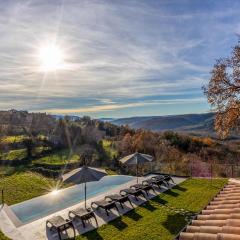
<box><xmin>0</xmin><ymin>175</ymin><xmax>186</xmax><ymax>240</ymax></box>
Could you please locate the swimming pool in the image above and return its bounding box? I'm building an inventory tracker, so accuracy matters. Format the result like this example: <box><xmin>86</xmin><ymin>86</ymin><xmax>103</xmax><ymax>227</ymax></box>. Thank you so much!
<box><xmin>10</xmin><ymin>175</ymin><xmax>134</xmax><ymax>225</ymax></box>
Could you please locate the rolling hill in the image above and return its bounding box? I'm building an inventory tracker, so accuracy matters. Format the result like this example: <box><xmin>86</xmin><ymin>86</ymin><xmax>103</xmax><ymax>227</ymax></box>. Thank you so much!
<box><xmin>110</xmin><ymin>112</ymin><xmax>215</xmax><ymax>135</ymax></box>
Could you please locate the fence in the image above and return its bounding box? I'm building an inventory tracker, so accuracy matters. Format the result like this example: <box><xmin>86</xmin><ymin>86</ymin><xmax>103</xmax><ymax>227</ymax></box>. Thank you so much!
<box><xmin>151</xmin><ymin>161</ymin><xmax>240</xmax><ymax>178</ymax></box>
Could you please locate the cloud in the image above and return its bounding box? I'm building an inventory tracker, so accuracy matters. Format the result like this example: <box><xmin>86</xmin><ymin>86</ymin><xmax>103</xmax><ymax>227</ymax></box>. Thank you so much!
<box><xmin>0</xmin><ymin>0</ymin><xmax>239</xmax><ymax>116</ymax></box>
<box><xmin>43</xmin><ymin>97</ymin><xmax>205</xmax><ymax>114</ymax></box>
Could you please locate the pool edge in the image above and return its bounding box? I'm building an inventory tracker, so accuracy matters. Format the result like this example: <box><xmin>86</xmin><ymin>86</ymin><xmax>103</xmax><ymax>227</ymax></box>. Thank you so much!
<box><xmin>3</xmin><ymin>204</ymin><xmax>23</xmax><ymax>227</ymax></box>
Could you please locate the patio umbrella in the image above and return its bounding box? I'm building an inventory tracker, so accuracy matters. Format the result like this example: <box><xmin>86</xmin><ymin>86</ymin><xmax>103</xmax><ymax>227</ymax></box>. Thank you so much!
<box><xmin>119</xmin><ymin>152</ymin><xmax>154</xmax><ymax>183</ymax></box>
<box><xmin>61</xmin><ymin>166</ymin><xmax>107</xmax><ymax>209</ymax></box>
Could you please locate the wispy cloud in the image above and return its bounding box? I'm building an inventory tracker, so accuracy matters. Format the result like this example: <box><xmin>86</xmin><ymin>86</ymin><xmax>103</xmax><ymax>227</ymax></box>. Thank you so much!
<box><xmin>0</xmin><ymin>0</ymin><xmax>239</xmax><ymax>117</ymax></box>
<box><xmin>43</xmin><ymin>97</ymin><xmax>205</xmax><ymax>114</ymax></box>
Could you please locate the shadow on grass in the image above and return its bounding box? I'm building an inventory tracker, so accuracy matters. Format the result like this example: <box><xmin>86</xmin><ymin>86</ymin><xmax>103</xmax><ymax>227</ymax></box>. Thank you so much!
<box><xmin>124</xmin><ymin>209</ymin><xmax>143</xmax><ymax>221</ymax></box>
<box><xmin>163</xmin><ymin>189</ymin><xmax>179</xmax><ymax>197</ymax></box>
<box><xmin>83</xmin><ymin>230</ymin><xmax>104</xmax><ymax>240</ymax></box>
<box><xmin>151</xmin><ymin>196</ymin><xmax>168</xmax><ymax>205</ymax></box>
<box><xmin>173</xmin><ymin>185</ymin><xmax>187</xmax><ymax>192</ymax></box>
<box><xmin>108</xmin><ymin>216</ymin><xmax>128</xmax><ymax>231</ymax></box>
<box><xmin>81</xmin><ymin>217</ymin><xmax>128</xmax><ymax>239</ymax></box>
<box><xmin>162</xmin><ymin>212</ymin><xmax>188</xmax><ymax>235</ymax></box>
<box><xmin>141</xmin><ymin>202</ymin><xmax>157</xmax><ymax>212</ymax></box>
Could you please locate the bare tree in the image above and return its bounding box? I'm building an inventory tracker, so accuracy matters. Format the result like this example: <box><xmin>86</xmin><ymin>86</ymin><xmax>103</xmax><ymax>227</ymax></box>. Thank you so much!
<box><xmin>203</xmin><ymin>40</ymin><xmax>240</xmax><ymax>138</ymax></box>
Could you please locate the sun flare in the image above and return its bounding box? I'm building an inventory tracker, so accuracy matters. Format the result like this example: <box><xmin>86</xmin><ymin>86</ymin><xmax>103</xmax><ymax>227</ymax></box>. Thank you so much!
<box><xmin>38</xmin><ymin>44</ymin><xmax>65</xmax><ymax>72</ymax></box>
<box><xmin>51</xmin><ymin>189</ymin><xmax>59</xmax><ymax>196</ymax></box>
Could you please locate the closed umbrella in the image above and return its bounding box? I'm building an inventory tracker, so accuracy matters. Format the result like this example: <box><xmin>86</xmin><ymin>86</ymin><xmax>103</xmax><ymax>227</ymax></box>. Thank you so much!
<box><xmin>62</xmin><ymin>166</ymin><xmax>107</xmax><ymax>209</ymax></box>
<box><xmin>119</xmin><ymin>152</ymin><xmax>154</xmax><ymax>183</ymax></box>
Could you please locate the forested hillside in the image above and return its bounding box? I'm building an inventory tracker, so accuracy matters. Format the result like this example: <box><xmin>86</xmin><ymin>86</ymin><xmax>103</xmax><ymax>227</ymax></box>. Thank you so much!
<box><xmin>111</xmin><ymin>113</ymin><xmax>215</xmax><ymax>134</ymax></box>
<box><xmin>0</xmin><ymin>110</ymin><xmax>240</xmax><ymax>178</ymax></box>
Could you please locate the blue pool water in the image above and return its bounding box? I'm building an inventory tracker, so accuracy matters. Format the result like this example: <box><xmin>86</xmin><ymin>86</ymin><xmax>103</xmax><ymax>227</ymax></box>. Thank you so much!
<box><xmin>10</xmin><ymin>175</ymin><xmax>134</xmax><ymax>224</ymax></box>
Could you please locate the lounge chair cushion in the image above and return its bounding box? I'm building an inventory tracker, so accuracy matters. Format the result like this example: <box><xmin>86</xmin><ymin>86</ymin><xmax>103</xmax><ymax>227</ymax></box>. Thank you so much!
<box><xmin>47</xmin><ymin>216</ymin><xmax>67</xmax><ymax>228</ymax></box>
<box><xmin>121</xmin><ymin>188</ymin><xmax>140</xmax><ymax>194</ymax></box>
<box><xmin>71</xmin><ymin>208</ymin><xmax>92</xmax><ymax>216</ymax></box>
<box><xmin>93</xmin><ymin>200</ymin><xmax>113</xmax><ymax>207</ymax></box>
<box><xmin>106</xmin><ymin>194</ymin><xmax>127</xmax><ymax>201</ymax></box>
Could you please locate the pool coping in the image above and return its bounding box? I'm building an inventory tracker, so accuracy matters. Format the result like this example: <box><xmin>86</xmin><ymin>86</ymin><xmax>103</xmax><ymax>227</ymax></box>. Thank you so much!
<box><xmin>2</xmin><ymin>205</ymin><xmax>22</xmax><ymax>227</ymax></box>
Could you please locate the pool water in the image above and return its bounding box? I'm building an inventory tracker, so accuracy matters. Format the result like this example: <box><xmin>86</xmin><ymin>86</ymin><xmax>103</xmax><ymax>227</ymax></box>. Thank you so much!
<box><xmin>10</xmin><ymin>175</ymin><xmax>134</xmax><ymax>224</ymax></box>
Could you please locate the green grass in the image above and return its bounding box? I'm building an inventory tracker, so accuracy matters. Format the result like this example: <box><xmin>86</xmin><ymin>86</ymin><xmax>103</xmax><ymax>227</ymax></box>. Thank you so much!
<box><xmin>105</xmin><ymin>168</ymin><xmax>118</xmax><ymax>175</ymax></box>
<box><xmin>0</xmin><ymin>135</ymin><xmax>47</xmax><ymax>144</ymax></box>
<box><xmin>102</xmin><ymin>140</ymin><xmax>118</xmax><ymax>159</ymax></box>
<box><xmin>76</xmin><ymin>178</ymin><xmax>227</xmax><ymax>240</ymax></box>
<box><xmin>0</xmin><ymin>171</ymin><xmax>59</xmax><ymax>205</ymax></box>
<box><xmin>0</xmin><ymin>149</ymin><xmax>27</xmax><ymax>161</ymax></box>
<box><xmin>0</xmin><ymin>147</ymin><xmax>49</xmax><ymax>161</ymax></box>
<box><xmin>0</xmin><ymin>231</ymin><xmax>10</xmax><ymax>240</ymax></box>
<box><xmin>33</xmin><ymin>149</ymin><xmax>80</xmax><ymax>166</ymax></box>
<box><xmin>32</xmin><ymin>146</ymin><xmax>50</xmax><ymax>155</ymax></box>
<box><xmin>0</xmin><ymin>135</ymin><xmax>28</xmax><ymax>144</ymax></box>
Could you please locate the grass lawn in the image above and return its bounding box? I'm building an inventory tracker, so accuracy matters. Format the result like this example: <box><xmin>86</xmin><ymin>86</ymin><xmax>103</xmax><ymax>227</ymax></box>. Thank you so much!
<box><xmin>76</xmin><ymin>178</ymin><xmax>227</xmax><ymax>240</ymax></box>
<box><xmin>32</xmin><ymin>149</ymin><xmax>80</xmax><ymax>166</ymax></box>
<box><xmin>105</xmin><ymin>168</ymin><xmax>118</xmax><ymax>175</ymax></box>
<box><xmin>0</xmin><ymin>171</ymin><xmax>60</xmax><ymax>205</ymax></box>
<box><xmin>0</xmin><ymin>135</ymin><xmax>47</xmax><ymax>144</ymax></box>
<box><xmin>0</xmin><ymin>135</ymin><xmax>27</xmax><ymax>144</ymax></box>
<box><xmin>32</xmin><ymin>146</ymin><xmax>51</xmax><ymax>156</ymax></box>
<box><xmin>0</xmin><ymin>147</ymin><xmax>49</xmax><ymax>161</ymax></box>
<box><xmin>0</xmin><ymin>149</ymin><xmax>27</xmax><ymax>161</ymax></box>
<box><xmin>0</xmin><ymin>231</ymin><xmax>10</xmax><ymax>240</ymax></box>
<box><xmin>102</xmin><ymin>140</ymin><xmax>118</xmax><ymax>159</ymax></box>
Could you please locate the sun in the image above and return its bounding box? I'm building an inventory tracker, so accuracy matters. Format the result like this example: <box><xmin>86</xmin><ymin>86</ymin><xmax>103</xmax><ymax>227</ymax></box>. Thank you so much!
<box><xmin>38</xmin><ymin>44</ymin><xmax>65</xmax><ymax>72</ymax></box>
<box><xmin>51</xmin><ymin>189</ymin><xmax>59</xmax><ymax>196</ymax></box>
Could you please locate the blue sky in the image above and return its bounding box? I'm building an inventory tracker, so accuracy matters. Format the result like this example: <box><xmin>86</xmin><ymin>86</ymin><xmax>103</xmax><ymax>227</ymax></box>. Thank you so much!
<box><xmin>0</xmin><ymin>0</ymin><xmax>240</xmax><ymax>118</ymax></box>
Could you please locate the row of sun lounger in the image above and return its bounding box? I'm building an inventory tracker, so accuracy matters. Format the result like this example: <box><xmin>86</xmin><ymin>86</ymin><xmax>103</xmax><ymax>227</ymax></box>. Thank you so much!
<box><xmin>46</xmin><ymin>174</ymin><xmax>174</xmax><ymax>239</ymax></box>
<box><xmin>178</xmin><ymin>181</ymin><xmax>240</xmax><ymax>240</ymax></box>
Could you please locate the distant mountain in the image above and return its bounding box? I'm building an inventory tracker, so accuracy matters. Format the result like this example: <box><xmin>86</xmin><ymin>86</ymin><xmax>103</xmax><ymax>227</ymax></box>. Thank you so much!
<box><xmin>111</xmin><ymin>113</ymin><xmax>215</xmax><ymax>135</ymax></box>
<box><xmin>52</xmin><ymin>115</ymin><xmax>81</xmax><ymax>121</ymax></box>
<box><xmin>99</xmin><ymin>118</ymin><xmax>115</xmax><ymax>122</ymax></box>
<box><xmin>51</xmin><ymin>113</ymin><xmax>216</xmax><ymax>135</ymax></box>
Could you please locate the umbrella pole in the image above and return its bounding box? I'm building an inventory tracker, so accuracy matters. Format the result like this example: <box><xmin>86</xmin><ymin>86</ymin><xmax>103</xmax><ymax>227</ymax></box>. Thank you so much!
<box><xmin>84</xmin><ymin>182</ymin><xmax>87</xmax><ymax>209</ymax></box>
<box><xmin>136</xmin><ymin>163</ymin><xmax>138</xmax><ymax>183</ymax></box>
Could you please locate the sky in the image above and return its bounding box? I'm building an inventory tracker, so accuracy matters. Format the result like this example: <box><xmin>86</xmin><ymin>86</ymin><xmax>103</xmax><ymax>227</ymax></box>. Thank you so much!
<box><xmin>0</xmin><ymin>0</ymin><xmax>240</xmax><ymax>118</ymax></box>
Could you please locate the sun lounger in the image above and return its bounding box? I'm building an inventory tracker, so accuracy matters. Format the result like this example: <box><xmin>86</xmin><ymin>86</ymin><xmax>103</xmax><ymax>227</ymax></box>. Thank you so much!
<box><xmin>130</xmin><ymin>183</ymin><xmax>156</xmax><ymax>196</ymax></box>
<box><xmin>152</xmin><ymin>174</ymin><xmax>174</xmax><ymax>185</ymax></box>
<box><xmin>142</xmin><ymin>178</ymin><xmax>166</xmax><ymax>189</ymax></box>
<box><xmin>46</xmin><ymin>215</ymin><xmax>75</xmax><ymax>240</ymax></box>
<box><xmin>91</xmin><ymin>199</ymin><xmax>119</xmax><ymax>216</ymax></box>
<box><xmin>105</xmin><ymin>194</ymin><xmax>133</xmax><ymax>209</ymax></box>
<box><xmin>68</xmin><ymin>207</ymin><xmax>98</xmax><ymax>227</ymax></box>
<box><xmin>120</xmin><ymin>188</ymin><xmax>146</xmax><ymax>201</ymax></box>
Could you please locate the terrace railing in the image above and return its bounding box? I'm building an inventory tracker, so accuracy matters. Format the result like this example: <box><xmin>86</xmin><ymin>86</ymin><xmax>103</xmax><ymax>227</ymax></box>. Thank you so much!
<box><xmin>151</xmin><ymin>161</ymin><xmax>240</xmax><ymax>178</ymax></box>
